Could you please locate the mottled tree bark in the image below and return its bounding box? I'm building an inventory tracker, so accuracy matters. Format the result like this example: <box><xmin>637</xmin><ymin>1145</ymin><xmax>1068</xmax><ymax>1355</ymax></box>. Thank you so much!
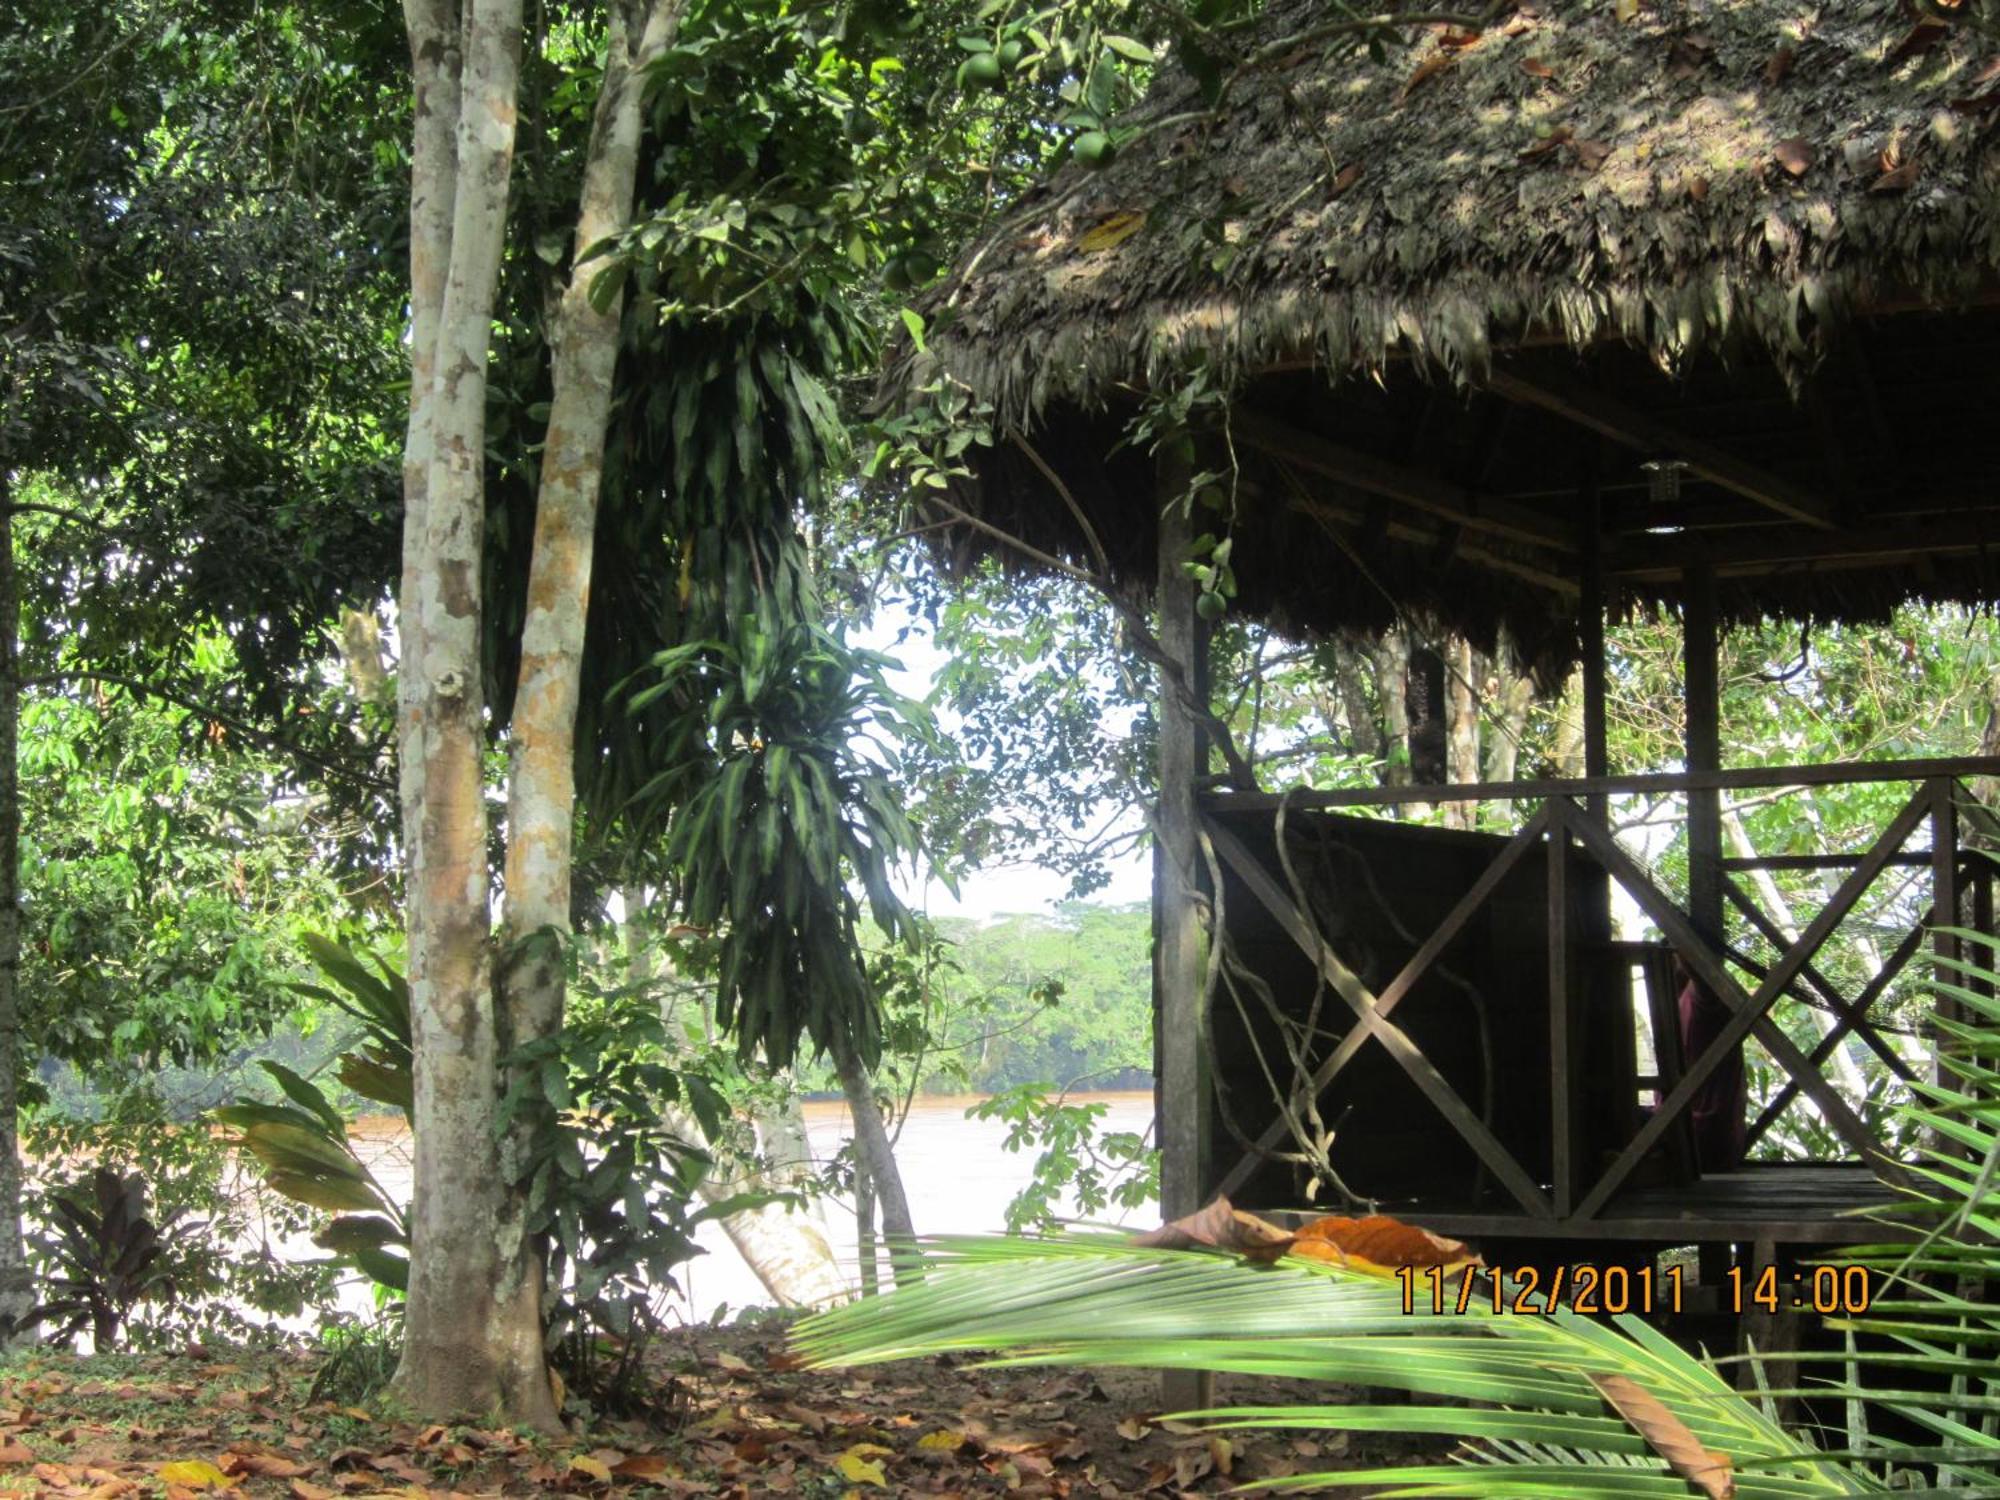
<box><xmin>0</xmin><ymin>481</ymin><xmax>34</xmax><ymax>1343</ymax></box>
<box><xmin>395</xmin><ymin>0</ymin><xmax>553</xmax><ymax>1427</ymax></box>
<box><xmin>502</xmin><ymin>0</ymin><xmax>682</xmax><ymax>1007</ymax></box>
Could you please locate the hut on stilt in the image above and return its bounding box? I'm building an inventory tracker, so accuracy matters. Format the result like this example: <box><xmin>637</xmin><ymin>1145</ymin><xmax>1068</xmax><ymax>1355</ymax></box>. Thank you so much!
<box><xmin>889</xmin><ymin>0</ymin><xmax>2000</xmax><ymax>1364</ymax></box>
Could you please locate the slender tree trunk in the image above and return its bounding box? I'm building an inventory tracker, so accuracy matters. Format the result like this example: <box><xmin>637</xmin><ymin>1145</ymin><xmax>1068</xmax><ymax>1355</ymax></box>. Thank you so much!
<box><xmin>854</xmin><ymin>1159</ymin><xmax>878</xmax><ymax>1299</ymax></box>
<box><xmin>0</xmin><ymin>481</ymin><xmax>34</xmax><ymax>1343</ymax></box>
<box><xmin>703</xmin><ymin>1092</ymin><xmax>845</xmax><ymax>1308</ymax></box>
<box><xmin>831</xmin><ymin>1037</ymin><xmax>914</xmax><ymax>1276</ymax></box>
<box><xmin>1444</xmin><ymin>636</ymin><xmax>1479</xmax><ymax>829</ymax></box>
<box><xmin>1483</xmin><ymin>634</ymin><xmax>1534</xmax><ymax>786</ymax></box>
<box><xmin>1373</xmin><ymin>630</ymin><xmax>1412</xmax><ymax>788</ymax></box>
<box><xmin>396</xmin><ymin>0</ymin><xmax>552</xmax><ymax>1427</ymax></box>
<box><xmin>1552</xmin><ymin>665</ymin><xmax>1587</xmax><ymax>778</ymax></box>
<box><xmin>495</xmin><ymin>0</ymin><xmax>683</xmax><ymax>1363</ymax></box>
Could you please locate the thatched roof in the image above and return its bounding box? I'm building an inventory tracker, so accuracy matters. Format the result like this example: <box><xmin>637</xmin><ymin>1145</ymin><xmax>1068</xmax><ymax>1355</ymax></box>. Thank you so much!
<box><xmin>899</xmin><ymin>0</ymin><xmax>2000</xmax><ymax>668</ymax></box>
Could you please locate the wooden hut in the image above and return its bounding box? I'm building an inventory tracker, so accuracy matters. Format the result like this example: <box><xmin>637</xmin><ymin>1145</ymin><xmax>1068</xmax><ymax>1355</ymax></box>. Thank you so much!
<box><xmin>889</xmin><ymin>0</ymin><xmax>2000</xmax><ymax>1284</ymax></box>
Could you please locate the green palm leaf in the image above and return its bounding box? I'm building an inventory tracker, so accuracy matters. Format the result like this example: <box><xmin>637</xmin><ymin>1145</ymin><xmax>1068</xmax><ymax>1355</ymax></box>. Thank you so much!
<box><xmin>794</xmin><ymin>1235</ymin><xmax>1872</xmax><ymax>1496</ymax></box>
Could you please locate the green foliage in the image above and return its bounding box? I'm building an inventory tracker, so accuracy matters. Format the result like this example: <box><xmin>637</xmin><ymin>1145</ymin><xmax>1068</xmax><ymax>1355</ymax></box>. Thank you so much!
<box><xmin>797</xmin><ymin>1234</ymin><xmax>1864</xmax><ymax>1497</ymax></box>
<box><xmin>308</xmin><ymin>1308</ymin><xmax>405</xmax><ymax>1407</ymax></box>
<box><xmin>968</xmin><ymin>1083</ymin><xmax>1156</xmax><ymax>1233</ymax></box>
<box><xmin>642</xmin><ymin>621</ymin><xmax>932</xmax><ymax>1071</ymax></box>
<box><xmin>214</xmin><ymin>935</ymin><xmax>411</xmax><ymax>1294</ymax></box>
<box><xmin>22</xmin><ymin>1114</ymin><xmax>339</xmax><ymax>1348</ymax></box>
<box><xmin>24</xmin><ymin>1168</ymin><xmax>189</xmax><ymax>1351</ymax></box>
<box><xmin>17</xmin><ymin>650</ymin><xmax>369</xmax><ymax>1092</ymax></box>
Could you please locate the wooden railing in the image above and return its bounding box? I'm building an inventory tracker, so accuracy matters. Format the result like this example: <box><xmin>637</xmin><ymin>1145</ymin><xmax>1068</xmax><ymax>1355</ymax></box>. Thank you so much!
<box><xmin>1201</xmin><ymin>756</ymin><xmax>2000</xmax><ymax>1226</ymax></box>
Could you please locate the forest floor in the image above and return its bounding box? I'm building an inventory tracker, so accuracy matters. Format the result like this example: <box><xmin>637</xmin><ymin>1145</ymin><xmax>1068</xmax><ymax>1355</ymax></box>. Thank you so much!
<box><xmin>0</xmin><ymin>1325</ymin><xmax>1429</xmax><ymax>1497</ymax></box>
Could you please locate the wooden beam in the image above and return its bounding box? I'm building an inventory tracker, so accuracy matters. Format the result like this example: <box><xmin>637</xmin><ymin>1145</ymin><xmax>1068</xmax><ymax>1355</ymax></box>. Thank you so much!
<box><xmin>1609</xmin><ymin>514</ymin><xmax>2000</xmax><ymax>583</ymax></box>
<box><xmin>1548</xmin><ymin>811</ymin><xmax>1574</xmax><ymax>1217</ymax></box>
<box><xmin>1234</xmin><ymin>409</ymin><xmax>1575</xmax><ymax>553</ymax></box>
<box><xmin>1685</xmin><ymin>562</ymin><xmax>1722</xmax><ymax>945</ymax></box>
<box><xmin>1483</xmin><ymin>367</ymin><xmax>1835</xmax><ymax>529</ymax></box>
<box><xmin>1207</xmin><ymin>807</ymin><xmax>1551</xmax><ymax>1202</ymax></box>
<box><xmin>1154</xmin><ymin>456</ymin><xmax>1212</xmax><ymax>1414</ymax></box>
<box><xmin>1579</xmin><ymin>455</ymin><xmax>1609</xmax><ymax>826</ymax></box>
<box><xmin>1286</xmin><ymin>491</ymin><xmax>1578</xmax><ymax>598</ymax></box>
<box><xmin>1204</xmin><ymin>816</ymin><xmax>1552</xmax><ymax>1217</ymax></box>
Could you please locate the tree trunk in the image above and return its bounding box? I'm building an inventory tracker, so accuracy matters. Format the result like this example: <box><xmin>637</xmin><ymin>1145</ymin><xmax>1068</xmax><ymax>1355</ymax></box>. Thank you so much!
<box><xmin>1443</xmin><ymin>636</ymin><xmax>1479</xmax><ymax>829</ymax></box>
<box><xmin>831</xmin><ymin>1036</ymin><xmax>914</xmax><ymax>1277</ymax></box>
<box><xmin>0</xmin><ymin>481</ymin><xmax>34</xmax><ymax>1344</ymax></box>
<box><xmin>495</xmin><ymin>0</ymin><xmax>683</xmax><ymax>1364</ymax></box>
<box><xmin>1552</xmin><ymin>665</ymin><xmax>1586</xmax><ymax>778</ymax></box>
<box><xmin>395</xmin><ymin>0</ymin><xmax>554</xmax><ymax>1428</ymax></box>
<box><xmin>707</xmin><ymin>1093</ymin><xmax>846</xmax><ymax>1308</ymax></box>
<box><xmin>1483</xmin><ymin>634</ymin><xmax>1535</xmax><ymax>786</ymax></box>
<box><xmin>1373</xmin><ymin>630</ymin><xmax>1413</xmax><ymax>788</ymax></box>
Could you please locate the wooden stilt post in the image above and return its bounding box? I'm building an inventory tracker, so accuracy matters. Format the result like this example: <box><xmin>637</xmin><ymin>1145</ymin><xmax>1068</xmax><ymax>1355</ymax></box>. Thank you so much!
<box><xmin>1579</xmin><ymin>463</ymin><xmax>1609</xmax><ymax>827</ymax></box>
<box><xmin>1684</xmin><ymin>561</ymin><xmax>1724</xmax><ymax>948</ymax></box>
<box><xmin>1155</xmin><ymin>452</ymin><xmax>1213</xmax><ymax>1413</ymax></box>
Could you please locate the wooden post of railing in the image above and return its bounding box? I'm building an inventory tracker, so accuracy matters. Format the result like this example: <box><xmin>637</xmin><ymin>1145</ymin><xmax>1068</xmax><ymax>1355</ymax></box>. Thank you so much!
<box><xmin>1931</xmin><ymin>778</ymin><xmax>1962</xmax><ymax>1078</ymax></box>
<box><xmin>1155</xmin><ymin>450</ymin><xmax>1213</xmax><ymax>1412</ymax></box>
<box><xmin>1548</xmin><ymin>802</ymin><xmax>1574</xmax><ymax>1217</ymax></box>
<box><xmin>1684</xmin><ymin>562</ymin><xmax>1723</xmax><ymax>948</ymax></box>
<box><xmin>1579</xmin><ymin>454</ymin><xmax>1609</xmax><ymax>827</ymax></box>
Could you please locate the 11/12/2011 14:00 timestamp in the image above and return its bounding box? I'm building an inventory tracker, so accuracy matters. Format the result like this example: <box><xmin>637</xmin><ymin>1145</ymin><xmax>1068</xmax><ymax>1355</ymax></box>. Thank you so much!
<box><xmin>1396</xmin><ymin>1262</ymin><xmax>1875</xmax><ymax>1317</ymax></box>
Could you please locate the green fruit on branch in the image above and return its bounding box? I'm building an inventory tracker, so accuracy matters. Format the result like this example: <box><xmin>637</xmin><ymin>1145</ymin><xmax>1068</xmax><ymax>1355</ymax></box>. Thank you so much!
<box><xmin>1074</xmin><ymin>130</ymin><xmax>1116</xmax><ymax>168</ymax></box>
<box><xmin>958</xmin><ymin>51</ymin><xmax>1004</xmax><ymax>91</ymax></box>
<box><xmin>998</xmin><ymin>38</ymin><xmax>1026</xmax><ymax>70</ymax></box>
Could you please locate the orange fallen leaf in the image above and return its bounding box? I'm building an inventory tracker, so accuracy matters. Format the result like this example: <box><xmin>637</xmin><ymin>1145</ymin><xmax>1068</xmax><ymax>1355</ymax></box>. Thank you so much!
<box><xmin>1332</xmin><ymin>162</ymin><xmax>1363</xmax><ymax>196</ymax></box>
<box><xmin>1397</xmin><ymin>53</ymin><xmax>1455</xmax><ymax>103</ymax></box>
<box><xmin>1286</xmin><ymin>1214</ymin><xmax>1482</xmax><ymax>1276</ymax></box>
<box><xmin>289</xmin><ymin>1483</ymin><xmax>340</xmax><ymax>1500</ymax></box>
<box><xmin>1590</xmin><ymin>1372</ymin><xmax>1734</xmax><ymax>1499</ymax></box>
<box><xmin>1520</xmin><ymin>56</ymin><xmax>1555</xmax><ymax>79</ymax></box>
<box><xmin>0</xmin><ymin>1440</ymin><xmax>30</xmax><ymax>1464</ymax></box>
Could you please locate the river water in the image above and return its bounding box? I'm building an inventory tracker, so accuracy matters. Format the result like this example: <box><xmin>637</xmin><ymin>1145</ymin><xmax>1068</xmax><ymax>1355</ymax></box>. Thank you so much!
<box><xmin>343</xmin><ymin>1090</ymin><xmax>1157</xmax><ymax>1324</ymax></box>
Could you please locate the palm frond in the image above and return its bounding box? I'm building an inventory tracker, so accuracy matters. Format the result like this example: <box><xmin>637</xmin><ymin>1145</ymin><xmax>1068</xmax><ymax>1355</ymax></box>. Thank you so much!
<box><xmin>794</xmin><ymin>1235</ymin><xmax>1874</xmax><ymax>1496</ymax></box>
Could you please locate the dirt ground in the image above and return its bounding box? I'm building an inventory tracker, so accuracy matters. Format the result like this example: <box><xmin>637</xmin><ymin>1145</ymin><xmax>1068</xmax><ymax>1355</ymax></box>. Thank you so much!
<box><xmin>0</xmin><ymin>1327</ymin><xmax>1433</xmax><ymax>1497</ymax></box>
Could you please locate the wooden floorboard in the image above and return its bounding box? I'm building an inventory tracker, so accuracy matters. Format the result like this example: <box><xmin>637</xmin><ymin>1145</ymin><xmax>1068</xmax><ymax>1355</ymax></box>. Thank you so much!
<box><xmin>1261</xmin><ymin>1163</ymin><xmax>1908</xmax><ymax>1245</ymax></box>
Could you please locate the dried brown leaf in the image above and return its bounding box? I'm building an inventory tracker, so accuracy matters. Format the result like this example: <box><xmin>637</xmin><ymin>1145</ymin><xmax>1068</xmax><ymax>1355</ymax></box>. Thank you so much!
<box><xmin>1870</xmin><ymin>157</ymin><xmax>1921</xmax><ymax>193</ymax></box>
<box><xmin>1887</xmin><ymin>20</ymin><xmax>1948</xmax><ymax>66</ymax></box>
<box><xmin>1589</xmin><ymin>1373</ymin><xmax>1735</xmax><ymax>1499</ymax></box>
<box><xmin>1132</xmin><ymin>1197</ymin><xmax>1294</xmax><ymax>1260</ymax></box>
<box><xmin>1570</xmin><ymin>136</ymin><xmax>1613</xmax><ymax>172</ymax></box>
<box><xmin>1520</xmin><ymin>56</ymin><xmax>1555</xmax><ymax>79</ymax></box>
<box><xmin>1331</xmin><ymin>162</ymin><xmax>1363</xmax><ymax>196</ymax></box>
<box><xmin>1519</xmin><ymin>124</ymin><xmax>1574</xmax><ymax>161</ymax></box>
<box><xmin>1763</xmin><ymin>45</ymin><xmax>1795</xmax><ymax>85</ymax></box>
<box><xmin>1397</xmin><ymin>53</ymin><xmax>1455</xmax><ymax>103</ymax></box>
<box><xmin>1687</xmin><ymin>173</ymin><xmax>1711</xmax><ymax>201</ymax></box>
<box><xmin>1774</xmin><ymin>137</ymin><xmax>1814</xmax><ymax>177</ymax></box>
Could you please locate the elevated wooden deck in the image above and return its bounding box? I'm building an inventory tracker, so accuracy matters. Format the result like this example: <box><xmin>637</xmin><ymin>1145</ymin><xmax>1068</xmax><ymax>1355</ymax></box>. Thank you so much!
<box><xmin>1264</xmin><ymin>1164</ymin><xmax>1906</xmax><ymax>1247</ymax></box>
